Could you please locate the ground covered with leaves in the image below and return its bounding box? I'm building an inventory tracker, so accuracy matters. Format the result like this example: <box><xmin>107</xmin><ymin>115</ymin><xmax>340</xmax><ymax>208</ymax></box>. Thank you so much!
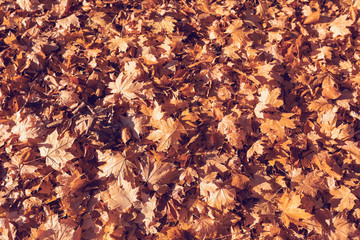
<box><xmin>1</xmin><ymin>0</ymin><xmax>360</xmax><ymax>239</ymax></box>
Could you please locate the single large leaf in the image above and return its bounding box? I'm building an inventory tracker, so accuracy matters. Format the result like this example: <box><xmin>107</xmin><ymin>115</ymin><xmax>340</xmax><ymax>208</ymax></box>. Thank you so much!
<box><xmin>278</xmin><ymin>191</ymin><xmax>313</xmax><ymax>227</ymax></box>
<box><xmin>97</xmin><ymin>150</ymin><xmax>133</xmax><ymax>179</ymax></box>
<box><xmin>147</xmin><ymin>118</ymin><xmax>185</xmax><ymax>152</ymax></box>
<box><xmin>104</xmin><ymin>180</ymin><xmax>139</xmax><ymax>211</ymax></box>
<box><xmin>39</xmin><ymin>130</ymin><xmax>75</xmax><ymax>171</ymax></box>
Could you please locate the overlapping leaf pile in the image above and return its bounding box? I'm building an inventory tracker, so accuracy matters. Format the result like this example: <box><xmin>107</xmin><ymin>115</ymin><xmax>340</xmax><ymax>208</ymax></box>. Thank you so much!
<box><xmin>1</xmin><ymin>0</ymin><xmax>360</xmax><ymax>239</ymax></box>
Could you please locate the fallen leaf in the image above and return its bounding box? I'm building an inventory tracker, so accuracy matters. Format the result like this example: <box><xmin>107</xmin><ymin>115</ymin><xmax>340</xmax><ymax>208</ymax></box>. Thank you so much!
<box><xmin>39</xmin><ymin>130</ymin><xmax>75</xmax><ymax>171</ymax></box>
<box><xmin>147</xmin><ymin>118</ymin><xmax>185</xmax><ymax>152</ymax></box>
<box><xmin>330</xmin><ymin>186</ymin><xmax>357</xmax><ymax>212</ymax></box>
<box><xmin>278</xmin><ymin>191</ymin><xmax>313</xmax><ymax>227</ymax></box>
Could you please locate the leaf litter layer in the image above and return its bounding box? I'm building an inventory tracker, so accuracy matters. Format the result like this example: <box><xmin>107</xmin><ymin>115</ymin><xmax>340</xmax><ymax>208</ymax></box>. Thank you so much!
<box><xmin>1</xmin><ymin>0</ymin><xmax>360</xmax><ymax>239</ymax></box>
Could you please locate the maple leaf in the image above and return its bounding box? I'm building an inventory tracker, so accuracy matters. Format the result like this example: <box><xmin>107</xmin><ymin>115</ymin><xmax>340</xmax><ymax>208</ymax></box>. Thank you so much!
<box><xmin>313</xmin><ymin>46</ymin><xmax>332</xmax><ymax>60</ymax></box>
<box><xmin>108</xmin><ymin>36</ymin><xmax>131</xmax><ymax>52</ymax></box>
<box><xmin>217</xmin><ymin>114</ymin><xmax>246</xmax><ymax>148</ymax></box>
<box><xmin>179</xmin><ymin>167</ymin><xmax>198</xmax><ymax>185</ymax></box>
<box><xmin>223</xmin><ymin>43</ymin><xmax>241</xmax><ymax>59</ymax></box>
<box><xmin>139</xmin><ymin>195</ymin><xmax>158</xmax><ymax>234</ymax></box>
<box><xmin>330</xmin><ymin>15</ymin><xmax>353</xmax><ymax>37</ymax></box>
<box><xmin>308</xmin><ymin>97</ymin><xmax>333</xmax><ymax>112</ymax></box>
<box><xmin>330</xmin><ymin>214</ymin><xmax>357</xmax><ymax>240</ymax></box>
<box><xmin>12</xmin><ymin>111</ymin><xmax>43</xmax><ymax>143</ymax></box>
<box><xmin>312</xmin><ymin>152</ymin><xmax>342</xmax><ymax>180</ymax></box>
<box><xmin>104</xmin><ymin>180</ymin><xmax>139</xmax><ymax>211</ymax></box>
<box><xmin>226</xmin><ymin>19</ymin><xmax>243</xmax><ymax>34</ymax></box>
<box><xmin>247</xmin><ymin>139</ymin><xmax>264</xmax><ymax>159</ymax></box>
<box><xmin>89</xmin><ymin>11</ymin><xmax>111</xmax><ymax>27</ymax></box>
<box><xmin>120</xmin><ymin>110</ymin><xmax>147</xmax><ymax>139</ymax></box>
<box><xmin>151</xmin><ymin>101</ymin><xmax>165</xmax><ymax>122</ymax></box>
<box><xmin>294</xmin><ymin>171</ymin><xmax>323</xmax><ymax>197</ymax></box>
<box><xmin>330</xmin><ymin>123</ymin><xmax>353</xmax><ymax>141</ymax></box>
<box><xmin>330</xmin><ymin>186</ymin><xmax>357</xmax><ymax>212</ymax></box>
<box><xmin>250</xmin><ymin>171</ymin><xmax>273</xmax><ymax>196</ymax></box>
<box><xmin>190</xmin><ymin>216</ymin><xmax>218</xmax><ymax>239</ymax></box>
<box><xmin>140</xmin><ymin>158</ymin><xmax>177</xmax><ymax>191</ymax></box>
<box><xmin>39</xmin><ymin>130</ymin><xmax>75</xmax><ymax>171</ymax></box>
<box><xmin>32</xmin><ymin>213</ymin><xmax>81</xmax><ymax>240</ymax></box>
<box><xmin>109</xmin><ymin>61</ymin><xmax>144</xmax><ymax>100</ymax></box>
<box><xmin>342</xmin><ymin>141</ymin><xmax>360</xmax><ymax>164</ymax></box>
<box><xmin>74</xmin><ymin>115</ymin><xmax>94</xmax><ymax>136</ymax></box>
<box><xmin>260</xmin><ymin>113</ymin><xmax>296</xmax><ymax>141</ymax></box>
<box><xmin>200</xmin><ymin>175</ymin><xmax>236</xmax><ymax>210</ymax></box>
<box><xmin>322</xmin><ymin>75</ymin><xmax>341</xmax><ymax>99</ymax></box>
<box><xmin>260</xmin><ymin>42</ymin><xmax>284</xmax><ymax>62</ymax></box>
<box><xmin>231</xmin><ymin>173</ymin><xmax>250</xmax><ymax>190</ymax></box>
<box><xmin>207</xmin><ymin>186</ymin><xmax>236</xmax><ymax>210</ymax></box>
<box><xmin>278</xmin><ymin>191</ymin><xmax>313</xmax><ymax>227</ymax></box>
<box><xmin>152</xmin><ymin>16</ymin><xmax>177</xmax><ymax>34</ymax></box>
<box><xmin>255</xmin><ymin>86</ymin><xmax>283</xmax><ymax>118</ymax></box>
<box><xmin>268</xmin><ymin>31</ymin><xmax>283</xmax><ymax>43</ymax></box>
<box><xmin>55</xmin><ymin>14</ymin><xmax>80</xmax><ymax>30</ymax></box>
<box><xmin>254</xmin><ymin>63</ymin><xmax>276</xmax><ymax>81</ymax></box>
<box><xmin>0</xmin><ymin>218</ymin><xmax>16</xmax><ymax>240</ymax></box>
<box><xmin>0</xmin><ymin>123</ymin><xmax>11</xmax><ymax>147</ymax></box>
<box><xmin>202</xmin><ymin>152</ymin><xmax>229</xmax><ymax>174</ymax></box>
<box><xmin>51</xmin><ymin>0</ymin><xmax>72</xmax><ymax>17</ymax></box>
<box><xmin>147</xmin><ymin>118</ymin><xmax>185</xmax><ymax>152</ymax></box>
<box><xmin>158</xmin><ymin>226</ymin><xmax>185</xmax><ymax>240</ymax></box>
<box><xmin>142</xmin><ymin>46</ymin><xmax>158</xmax><ymax>65</ymax></box>
<box><xmin>109</xmin><ymin>72</ymin><xmax>143</xmax><ymax>100</ymax></box>
<box><xmin>97</xmin><ymin>150</ymin><xmax>132</xmax><ymax>179</ymax></box>
<box><xmin>17</xmin><ymin>0</ymin><xmax>39</xmax><ymax>12</ymax></box>
<box><xmin>55</xmin><ymin>171</ymin><xmax>87</xmax><ymax>197</ymax></box>
<box><xmin>303</xmin><ymin>11</ymin><xmax>320</xmax><ymax>24</ymax></box>
<box><xmin>317</xmin><ymin>108</ymin><xmax>337</xmax><ymax>134</ymax></box>
<box><xmin>57</xmin><ymin>90</ymin><xmax>80</xmax><ymax>107</ymax></box>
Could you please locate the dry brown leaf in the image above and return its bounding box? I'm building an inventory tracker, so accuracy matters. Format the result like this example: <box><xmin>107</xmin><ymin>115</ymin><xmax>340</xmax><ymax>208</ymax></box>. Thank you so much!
<box><xmin>31</xmin><ymin>214</ymin><xmax>81</xmax><ymax>240</ymax></box>
<box><xmin>190</xmin><ymin>216</ymin><xmax>218</xmax><ymax>239</ymax></box>
<box><xmin>330</xmin><ymin>186</ymin><xmax>357</xmax><ymax>212</ymax></box>
<box><xmin>56</xmin><ymin>14</ymin><xmax>80</xmax><ymax>30</ymax></box>
<box><xmin>278</xmin><ymin>191</ymin><xmax>313</xmax><ymax>227</ymax></box>
<box><xmin>97</xmin><ymin>150</ymin><xmax>132</xmax><ymax>179</ymax></box>
<box><xmin>17</xmin><ymin>0</ymin><xmax>39</xmax><ymax>12</ymax></box>
<box><xmin>39</xmin><ymin>130</ymin><xmax>75</xmax><ymax>171</ymax></box>
<box><xmin>330</xmin><ymin>15</ymin><xmax>353</xmax><ymax>37</ymax></box>
<box><xmin>152</xmin><ymin>16</ymin><xmax>177</xmax><ymax>34</ymax></box>
<box><xmin>108</xmin><ymin>36</ymin><xmax>131</xmax><ymax>52</ymax></box>
<box><xmin>303</xmin><ymin>11</ymin><xmax>320</xmax><ymax>24</ymax></box>
<box><xmin>322</xmin><ymin>76</ymin><xmax>341</xmax><ymax>99</ymax></box>
<box><xmin>255</xmin><ymin>87</ymin><xmax>283</xmax><ymax>118</ymax></box>
<box><xmin>330</xmin><ymin>214</ymin><xmax>357</xmax><ymax>240</ymax></box>
<box><xmin>147</xmin><ymin>118</ymin><xmax>185</xmax><ymax>152</ymax></box>
<box><xmin>104</xmin><ymin>180</ymin><xmax>139</xmax><ymax>211</ymax></box>
<box><xmin>140</xmin><ymin>158</ymin><xmax>178</xmax><ymax>191</ymax></box>
<box><xmin>109</xmin><ymin>72</ymin><xmax>144</xmax><ymax>100</ymax></box>
<box><xmin>247</xmin><ymin>140</ymin><xmax>264</xmax><ymax>159</ymax></box>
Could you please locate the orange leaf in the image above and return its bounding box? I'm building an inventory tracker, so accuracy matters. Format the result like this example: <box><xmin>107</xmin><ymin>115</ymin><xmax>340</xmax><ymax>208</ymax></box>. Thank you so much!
<box><xmin>147</xmin><ymin>118</ymin><xmax>185</xmax><ymax>152</ymax></box>
<box><xmin>303</xmin><ymin>11</ymin><xmax>320</xmax><ymax>24</ymax></box>
<box><xmin>278</xmin><ymin>191</ymin><xmax>313</xmax><ymax>227</ymax></box>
